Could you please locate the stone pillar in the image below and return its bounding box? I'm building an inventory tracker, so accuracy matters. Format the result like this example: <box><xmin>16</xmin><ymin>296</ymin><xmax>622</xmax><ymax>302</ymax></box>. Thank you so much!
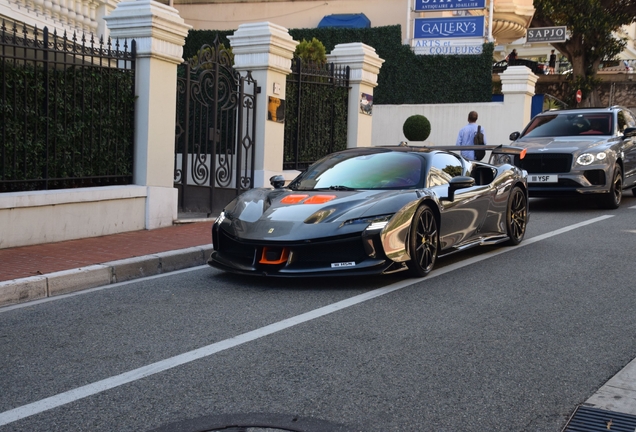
<box><xmin>500</xmin><ymin>65</ymin><xmax>539</xmax><ymax>133</ymax></box>
<box><xmin>228</xmin><ymin>22</ymin><xmax>298</xmax><ymax>188</ymax></box>
<box><xmin>327</xmin><ymin>43</ymin><xmax>384</xmax><ymax>148</ymax></box>
<box><xmin>104</xmin><ymin>0</ymin><xmax>191</xmax><ymax>229</ymax></box>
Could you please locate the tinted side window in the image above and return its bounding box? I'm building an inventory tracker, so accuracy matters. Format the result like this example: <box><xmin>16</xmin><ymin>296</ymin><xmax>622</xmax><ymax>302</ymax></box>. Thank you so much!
<box><xmin>428</xmin><ymin>153</ymin><xmax>463</xmax><ymax>187</ymax></box>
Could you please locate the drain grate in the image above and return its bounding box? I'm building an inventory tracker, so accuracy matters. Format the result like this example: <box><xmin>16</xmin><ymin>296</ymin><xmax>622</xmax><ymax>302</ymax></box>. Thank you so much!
<box><xmin>563</xmin><ymin>405</ymin><xmax>636</xmax><ymax>431</ymax></box>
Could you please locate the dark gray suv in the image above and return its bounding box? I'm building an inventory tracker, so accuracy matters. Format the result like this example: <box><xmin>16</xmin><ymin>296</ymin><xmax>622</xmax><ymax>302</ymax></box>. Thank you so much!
<box><xmin>504</xmin><ymin>106</ymin><xmax>636</xmax><ymax>208</ymax></box>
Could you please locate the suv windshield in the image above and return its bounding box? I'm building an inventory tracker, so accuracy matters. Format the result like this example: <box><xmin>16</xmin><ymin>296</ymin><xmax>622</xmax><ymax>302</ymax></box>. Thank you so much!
<box><xmin>522</xmin><ymin>113</ymin><xmax>613</xmax><ymax>138</ymax></box>
<box><xmin>289</xmin><ymin>151</ymin><xmax>424</xmax><ymax>190</ymax></box>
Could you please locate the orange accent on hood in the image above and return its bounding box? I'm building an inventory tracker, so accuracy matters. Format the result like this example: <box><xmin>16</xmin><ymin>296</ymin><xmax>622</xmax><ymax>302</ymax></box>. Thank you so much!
<box><xmin>280</xmin><ymin>194</ymin><xmax>308</xmax><ymax>204</ymax></box>
<box><xmin>520</xmin><ymin>149</ymin><xmax>527</xmax><ymax>160</ymax></box>
<box><xmin>303</xmin><ymin>195</ymin><xmax>336</xmax><ymax>204</ymax></box>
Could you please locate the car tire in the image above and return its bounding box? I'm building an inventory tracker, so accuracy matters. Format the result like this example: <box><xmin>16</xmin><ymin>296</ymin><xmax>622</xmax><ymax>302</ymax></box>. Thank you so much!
<box><xmin>505</xmin><ymin>186</ymin><xmax>527</xmax><ymax>246</ymax></box>
<box><xmin>632</xmin><ymin>186</ymin><xmax>636</xmax><ymax>198</ymax></box>
<box><xmin>407</xmin><ymin>204</ymin><xmax>438</xmax><ymax>277</ymax></box>
<box><xmin>599</xmin><ymin>164</ymin><xmax>622</xmax><ymax>209</ymax></box>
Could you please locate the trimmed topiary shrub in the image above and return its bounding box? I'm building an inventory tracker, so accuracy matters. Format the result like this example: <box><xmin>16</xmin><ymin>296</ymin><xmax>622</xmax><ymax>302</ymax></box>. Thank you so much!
<box><xmin>402</xmin><ymin>115</ymin><xmax>431</xmax><ymax>141</ymax></box>
<box><xmin>295</xmin><ymin>37</ymin><xmax>327</xmax><ymax>64</ymax></box>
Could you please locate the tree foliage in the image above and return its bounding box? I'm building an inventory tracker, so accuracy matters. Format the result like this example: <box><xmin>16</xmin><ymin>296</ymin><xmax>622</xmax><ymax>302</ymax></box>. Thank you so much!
<box><xmin>532</xmin><ymin>0</ymin><xmax>636</xmax><ymax>105</ymax></box>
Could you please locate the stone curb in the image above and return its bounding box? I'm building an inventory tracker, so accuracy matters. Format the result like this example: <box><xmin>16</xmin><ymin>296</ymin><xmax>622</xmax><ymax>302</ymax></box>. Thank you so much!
<box><xmin>0</xmin><ymin>245</ymin><xmax>214</xmax><ymax>308</ymax></box>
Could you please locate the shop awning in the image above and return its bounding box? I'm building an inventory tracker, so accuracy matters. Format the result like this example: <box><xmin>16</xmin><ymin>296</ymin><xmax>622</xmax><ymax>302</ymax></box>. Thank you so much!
<box><xmin>317</xmin><ymin>13</ymin><xmax>371</xmax><ymax>29</ymax></box>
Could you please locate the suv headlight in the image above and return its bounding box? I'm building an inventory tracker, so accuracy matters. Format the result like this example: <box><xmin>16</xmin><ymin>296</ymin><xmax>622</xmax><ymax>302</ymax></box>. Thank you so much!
<box><xmin>576</xmin><ymin>152</ymin><xmax>607</xmax><ymax>166</ymax></box>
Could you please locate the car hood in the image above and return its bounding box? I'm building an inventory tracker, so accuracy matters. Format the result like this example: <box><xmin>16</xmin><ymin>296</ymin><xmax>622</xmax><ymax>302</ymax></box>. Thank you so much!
<box><xmin>515</xmin><ymin>136</ymin><xmax>611</xmax><ymax>152</ymax></box>
<box><xmin>220</xmin><ymin>188</ymin><xmax>421</xmax><ymax>241</ymax></box>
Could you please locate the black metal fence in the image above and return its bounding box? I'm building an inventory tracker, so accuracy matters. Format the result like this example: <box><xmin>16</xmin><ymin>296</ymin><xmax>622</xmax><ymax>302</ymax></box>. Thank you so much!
<box><xmin>0</xmin><ymin>21</ymin><xmax>136</xmax><ymax>193</ymax></box>
<box><xmin>284</xmin><ymin>58</ymin><xmax>350</xmax><ymax>171</ymax></box>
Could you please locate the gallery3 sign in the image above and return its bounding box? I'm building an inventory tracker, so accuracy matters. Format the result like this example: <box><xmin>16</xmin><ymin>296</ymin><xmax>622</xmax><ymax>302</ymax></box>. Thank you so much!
<box><xmin>414</xmin><ymin>16</ymin><xmax>485</xmax><ymax>39</ymax></box>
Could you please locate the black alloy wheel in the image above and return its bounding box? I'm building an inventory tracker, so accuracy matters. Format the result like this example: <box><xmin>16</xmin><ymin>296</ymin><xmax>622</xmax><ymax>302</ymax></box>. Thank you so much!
<box><xmin>506</xmin><ymin>186</ymin><xmax>527</xmax><ymax>245</ymax></box>
<box><xmin>407</xmin><ymin>204</ymin><xmax>438</xmax><ymax>277</ymax></box>
<box><xmin>599</xmin><ymin>164</ymin><xmax>622</xmax><ymax>209</ymax></box>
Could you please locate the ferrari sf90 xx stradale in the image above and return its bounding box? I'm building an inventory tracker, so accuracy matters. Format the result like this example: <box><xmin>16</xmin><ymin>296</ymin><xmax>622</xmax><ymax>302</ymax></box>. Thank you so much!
<box><xmin>209</xmin><ymin>144</ymin><xmax>529</xmax><ymax>278</ymax></box>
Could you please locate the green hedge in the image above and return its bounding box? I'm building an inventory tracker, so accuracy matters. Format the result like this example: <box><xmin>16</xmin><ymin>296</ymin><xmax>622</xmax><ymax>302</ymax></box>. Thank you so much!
<box><xmin>1</xmin><ymin>63</ymin><xmax>135</xmax><ymax>191</ymax></box>
<box><xmin>184</xmin><ymin>26</ymin><xmax>494</xmax><ymax>105</ymax></box>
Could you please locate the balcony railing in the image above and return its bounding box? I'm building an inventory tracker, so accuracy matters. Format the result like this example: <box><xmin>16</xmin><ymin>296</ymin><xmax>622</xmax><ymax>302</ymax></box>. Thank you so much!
<box><xmin>2</xmin><ymin>0</ymin><xmax>117</xmax><ymax>36</ymax></box>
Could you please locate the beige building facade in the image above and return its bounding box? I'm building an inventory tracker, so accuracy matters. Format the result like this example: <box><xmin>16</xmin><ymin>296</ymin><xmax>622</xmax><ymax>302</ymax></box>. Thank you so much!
<box><xmin>171</xmin><ymin>0</ymin><xmax>534</xmax><ymax>46</ymax></box>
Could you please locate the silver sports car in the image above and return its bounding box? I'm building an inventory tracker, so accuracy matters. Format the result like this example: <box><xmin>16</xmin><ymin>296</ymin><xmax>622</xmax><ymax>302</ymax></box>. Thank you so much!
<box><xmin>208</xmin><ymin>144</ymin><xmax>529</xmax><ymax>277</ymax></box>
<box><xmin>505</xmin><ymin>106</ymin><xmax>636</xmax><ymax>208</ymax></box>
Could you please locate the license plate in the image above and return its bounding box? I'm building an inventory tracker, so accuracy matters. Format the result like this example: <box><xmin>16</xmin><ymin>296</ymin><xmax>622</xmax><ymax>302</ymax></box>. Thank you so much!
<box><xmin>331</xmin><ymin>262</ymin><xmax>355</xmax><ymax>268</ymax></box>
<box><xmin>529</xmin><ymin>174</ymin><xmax>558</xmax><ymax>183</ymax></box>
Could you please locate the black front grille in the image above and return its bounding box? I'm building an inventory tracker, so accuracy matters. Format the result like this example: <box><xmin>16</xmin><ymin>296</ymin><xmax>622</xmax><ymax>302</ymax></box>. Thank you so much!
<box><xmin>291</xmin><ymin>237</ymin><xmax>368</xmax><ymax>264</ymax></box>
<box><xmin>217</xmin><ymin>230</ymin><xmax>257</xmax><ymax>265</ymax></box>
<box><xmin>584</xmin><ymin>170</ymin><xmax>606</xmax><ymax>186</ymax></box>
<box><xmin>516</xmin><ymin>153</ymin><xmax>573</xmax><ymax>173</ymax></box>
<box><xmin>216</xmin><ymin>229</ymin><xmax>369</xmax><ymax>267</ymax></box>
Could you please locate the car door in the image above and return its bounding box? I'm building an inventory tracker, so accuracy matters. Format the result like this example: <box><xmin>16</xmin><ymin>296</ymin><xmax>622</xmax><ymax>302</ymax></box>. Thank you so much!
<box><xmin>427</xmin><ymin>153</ymin><xmax>495</xmax><ymax>250</ymax></box>
<box><xmin>619</xmin><ymin>109</ymin><xmax>636</xmax><ymax>187</ymax></box>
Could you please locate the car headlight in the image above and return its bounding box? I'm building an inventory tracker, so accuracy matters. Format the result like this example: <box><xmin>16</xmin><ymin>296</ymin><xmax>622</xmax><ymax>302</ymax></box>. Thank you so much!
<box><xmin>576</xmin><ymin>152</ymin><xmax>607</xmax><ymax>166</ymax></box>
<box><xmin>342</xmin><ymin>214</ymin><xmax>393</xmax><ymax>231</ymax></box>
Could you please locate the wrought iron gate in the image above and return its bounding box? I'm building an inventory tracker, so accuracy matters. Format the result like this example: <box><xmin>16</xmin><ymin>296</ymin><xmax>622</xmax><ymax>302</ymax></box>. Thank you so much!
<box><xmin>284</xmin><ymin>57</ymin><xmax>350</xmax><ymax>171</ymax></box>
<box><xmin>174</xmin><ymin>38</ymin><xmax>257</xmax><ymax>216</ymax></box>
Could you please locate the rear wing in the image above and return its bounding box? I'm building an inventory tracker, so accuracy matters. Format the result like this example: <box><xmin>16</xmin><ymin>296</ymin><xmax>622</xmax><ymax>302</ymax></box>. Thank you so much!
<box><xmin>410</xmin><ymin>144</ymin><xmax>527</xmax><ymax>165</ymax></box>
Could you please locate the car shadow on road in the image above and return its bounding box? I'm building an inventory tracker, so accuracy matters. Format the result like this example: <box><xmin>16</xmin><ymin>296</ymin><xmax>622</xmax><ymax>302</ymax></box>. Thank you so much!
<box><xmin>209</xmin><ymin>270</ymin><xmax>409</xmax><ymax>292</ymax></box>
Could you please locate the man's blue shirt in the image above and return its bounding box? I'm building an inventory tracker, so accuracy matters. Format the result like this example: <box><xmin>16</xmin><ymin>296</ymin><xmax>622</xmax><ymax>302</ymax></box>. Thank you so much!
<box><xmin>456</xmin><ymin>123</ymin><xmax>486</xmax><ymax>160</ymax></box>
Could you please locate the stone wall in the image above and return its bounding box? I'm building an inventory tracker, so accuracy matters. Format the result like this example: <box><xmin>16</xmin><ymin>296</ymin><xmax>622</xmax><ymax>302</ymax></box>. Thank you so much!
<box><xmin>532</xmin><ymin>74</ymin><xmax>636</xmax><ymax>110</ymax></box>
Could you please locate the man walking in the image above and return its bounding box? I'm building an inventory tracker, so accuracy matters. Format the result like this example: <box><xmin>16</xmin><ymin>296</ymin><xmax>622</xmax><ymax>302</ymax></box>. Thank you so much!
<box><xmin>456</xmin><ymin>111</ymin><xmax>486</xmax><ymax>161</ymax></box>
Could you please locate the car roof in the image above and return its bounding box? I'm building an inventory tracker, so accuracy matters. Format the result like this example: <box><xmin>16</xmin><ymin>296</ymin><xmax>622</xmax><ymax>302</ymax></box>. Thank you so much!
<box><xmin>343</xmin><ymin>143</ymin><xmax>450</xmax><ymax>155</ymax></box>
<box><xmin>537</xmin><ymin>106</ymin><xmax>631</xmax><ymax>116</ymax></box>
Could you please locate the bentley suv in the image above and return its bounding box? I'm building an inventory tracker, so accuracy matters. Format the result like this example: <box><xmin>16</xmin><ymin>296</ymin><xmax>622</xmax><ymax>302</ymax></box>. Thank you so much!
<box><xmin>503</xmin><ymin>106</ymin><xmax>636</xmax><ymax>208</ymax></box>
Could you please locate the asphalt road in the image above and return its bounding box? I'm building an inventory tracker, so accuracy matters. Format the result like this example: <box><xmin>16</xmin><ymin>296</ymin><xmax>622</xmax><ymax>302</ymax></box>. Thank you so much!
<box><xmin>1</xmin><ymin>195</ymin><xmax>636</xmax><ymax>432</ymax></box>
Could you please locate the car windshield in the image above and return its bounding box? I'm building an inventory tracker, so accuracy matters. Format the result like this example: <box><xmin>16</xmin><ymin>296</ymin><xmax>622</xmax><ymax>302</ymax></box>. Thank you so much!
<box><xmin>289</xmin><ymin>151</ymin><xmax>424</xmax><ymax>190</ymax></box>
<box><xmin>522</xmin><ymin>113</ymin><xmax>613</xmax><ymax>138</ymax></box>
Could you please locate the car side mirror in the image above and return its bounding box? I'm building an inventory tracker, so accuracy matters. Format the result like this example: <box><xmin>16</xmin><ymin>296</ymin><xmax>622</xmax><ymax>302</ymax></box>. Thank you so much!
<box><xmin>623</xmin><ymin>127</ymin><xmax>636</xmax><ymax>138</ymax></box>
<box><xmin>442</xmin><ymin>176</ymin><xmax>475</xmax><ymax>202</ymax></box>
<box><xmin>270</xmin><ymin>175</ymin><xmax>286</xmax><ymax>189</ymax></box>
<box><xmin>509</xmin><ymin>131</ymin><xmax>521</xmax><ymax>141</ymax></box>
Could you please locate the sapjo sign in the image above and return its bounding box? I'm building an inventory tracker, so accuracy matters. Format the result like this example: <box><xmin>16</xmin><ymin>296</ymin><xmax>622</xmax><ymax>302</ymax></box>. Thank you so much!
<box><xmin>414</xmin><ymin>16</ymin><xmax>485</xmax><ymax>39</ymax></box>
<box><xmin>526</xmin><ymin>26</ymin><xmax>567</xmax><ymax>43</ymax></box>
<box><xmin>414</xmin><ymin>0</ymin><xmax>486</xmax><ymax>11</ymax></box>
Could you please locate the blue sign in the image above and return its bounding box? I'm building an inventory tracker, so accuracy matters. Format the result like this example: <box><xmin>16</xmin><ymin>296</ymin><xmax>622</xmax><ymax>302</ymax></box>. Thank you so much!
<box><xmin>415</xmin><ymin>0</ymin><xmax>486</xmax><ymax>11</ymax></box>
<box><xmin>414</xmin><ymin>16</ymin><xmax>485</xmax><ymax>39</ymax></box>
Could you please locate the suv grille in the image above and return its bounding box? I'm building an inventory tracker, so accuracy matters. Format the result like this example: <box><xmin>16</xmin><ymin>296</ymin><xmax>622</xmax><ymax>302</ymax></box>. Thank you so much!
<box><xmin>516</xmin><ymin>153</ymin><xmax>572</xmax><ymax>174</ymax></box>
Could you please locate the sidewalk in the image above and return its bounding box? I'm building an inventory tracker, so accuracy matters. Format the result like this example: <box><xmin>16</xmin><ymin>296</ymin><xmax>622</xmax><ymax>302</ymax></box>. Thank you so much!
<box><xmin>0</xmin><ymin>220</ymin><xmax>215</xmax><ymax>307</ymax></box>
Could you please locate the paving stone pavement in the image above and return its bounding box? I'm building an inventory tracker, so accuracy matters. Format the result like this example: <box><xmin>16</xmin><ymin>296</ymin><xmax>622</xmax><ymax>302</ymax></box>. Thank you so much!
<box><xmin>0</xmin><ymin>221</ymin><xmax>214</xmax><ymax>307</ymax></box>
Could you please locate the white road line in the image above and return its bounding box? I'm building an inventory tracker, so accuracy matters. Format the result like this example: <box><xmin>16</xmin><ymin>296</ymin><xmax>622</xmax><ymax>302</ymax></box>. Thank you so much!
<box><xmin>0</xmin><ymin>215</ymin><xmax>614</xmax><ymax>426</ymax></box>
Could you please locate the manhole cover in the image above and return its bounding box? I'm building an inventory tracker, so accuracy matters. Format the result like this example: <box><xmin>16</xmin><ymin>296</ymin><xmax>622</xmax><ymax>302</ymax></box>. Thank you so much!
<box><xmin>149</xmin><ymin>413</ymin><xmax>351</xmax><ymax>432</ymax></box>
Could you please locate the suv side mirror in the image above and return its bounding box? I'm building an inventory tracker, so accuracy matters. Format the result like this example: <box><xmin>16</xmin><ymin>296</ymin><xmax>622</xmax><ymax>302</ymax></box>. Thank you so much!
<box><xmin>509</xmin><ymin>131</ymin><xmax>521</xmax><ymax>141</ymax></box>
<box><xmin>442</xmin><ymin>176</ymin><xmax>475</xmax><ymax>202</ymax></box>
<box><xmin>623</xmin><ymin>127</ymin><xmax>636</xmax><ymax>138</ymax></box>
